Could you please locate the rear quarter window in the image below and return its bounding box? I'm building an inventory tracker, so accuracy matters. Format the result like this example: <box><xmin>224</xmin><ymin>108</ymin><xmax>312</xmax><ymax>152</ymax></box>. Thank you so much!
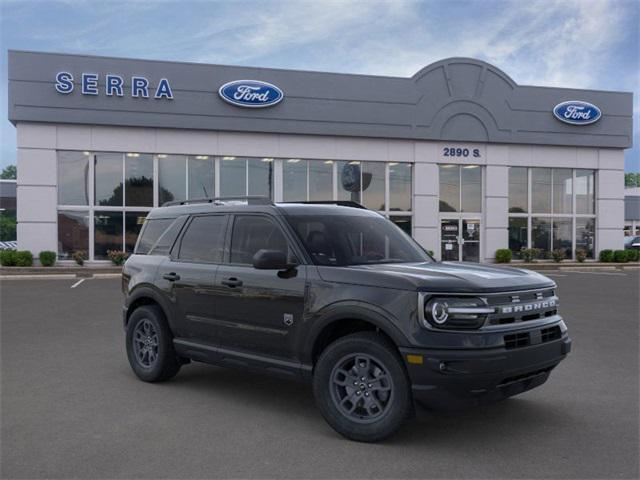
<box><xmin>135</xmin><ymin>216</ymin><xmax>186</xmax><ymax>255</ymax></box>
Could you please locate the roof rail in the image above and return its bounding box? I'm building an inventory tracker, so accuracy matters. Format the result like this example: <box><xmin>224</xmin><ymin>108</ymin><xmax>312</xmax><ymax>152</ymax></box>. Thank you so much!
<box><xmin>280</xmin><ymin>200</ymin><xmax>367</xmax><ymax>209</ymax></box>
<box><xmin>161</xmin><ymin>196</ymin><xmax>274</xmax><ymax>207</ymax></box>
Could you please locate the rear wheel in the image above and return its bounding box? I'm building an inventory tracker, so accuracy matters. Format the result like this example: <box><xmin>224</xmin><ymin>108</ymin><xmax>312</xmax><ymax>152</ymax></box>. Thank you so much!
<box><xmin>313</xmin><ymin>332</ymin><xmax>412</xmax><ymax>442</ymax></box>
<box><xmin>126</xmin><ymin>305</ymin><xmax>181</xmax><ymax>382</ymax></box>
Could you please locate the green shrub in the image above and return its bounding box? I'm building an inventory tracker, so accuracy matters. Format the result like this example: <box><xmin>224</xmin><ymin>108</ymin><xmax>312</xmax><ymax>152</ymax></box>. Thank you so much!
<box><xmin>551</xmin><ymin>249</ymin><xmax>566</xmax><ymax>263</ymax></box>
<box><xmin>495</xmin><ymin>249</ymin><xmax>512</xmax><ymax>263</ymax></box>
<box><xmin>0</xmin><ymin>249</ymin><xmax>17</xmax><ymax>266</ymax></box>
<box><xmin>427</xmin><ymin>250</ymin><xmax>434</xmax><ymax>257</ymax></box>
<box><xmin>107</xmin><ymin>250</ymin><xmax>129</xmax><ymax>266</ymax></box>
<box><xmin>14</xmin><ymin>250</ymin><xmax>33</xmax><ymax>267</ymax></box>
<box><xmin>575</xmin><ymin>249</ymin><xmax>588</xmax><ymax>263</ymax></box>
<box><xmin>520</xmin><ymin>248</ymin><xmax>536</xmax><ymax>262</ymax></box>
<box><xmin>72</xmin><ymin>250</ymin><xmax>87</xmax><ymax>266</ymax></box>
<box><xmin>613</xmin><ymin>250</ymin><xmax>628</xmax><ymax>263</ymax></box>
<box><xmin>599</xmin><ymin>249</ymin><xmax>614</xmax><ymax>262</ymax></box>
<box><xmin>39</xmin><ymin>250</ymin><xmax>57</xmax><ymax>267</ymax></box>
<box><xmin>626</xmin><ymin>249</ymin><xmax>639</xmax><ymax>262</ymax></box>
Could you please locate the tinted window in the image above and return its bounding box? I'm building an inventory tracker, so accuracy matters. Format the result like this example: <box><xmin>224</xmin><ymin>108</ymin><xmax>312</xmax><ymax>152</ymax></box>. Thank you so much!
<box><xmin>287</xmin><ymin>213</ymin><xmax>429</xmax><ymax>266</ymax></box>
<box><xmin>151</xmin><ymin>217</ymin><xmax>187</xmax><ymax>255</ymax></box>
<box><xmin>135</xmin><ymin>218</ymin><xmax>174</xmax><ymax>254</ymax></box>
<box><xmin>230</xmin><ymin>216</ymin><xmax>289</xmax><ymax>264</ymax></box>
<box><xmin>178</xmin><ymin>215</ymin><xmax>227</xmax><ymax>263</ymax></box>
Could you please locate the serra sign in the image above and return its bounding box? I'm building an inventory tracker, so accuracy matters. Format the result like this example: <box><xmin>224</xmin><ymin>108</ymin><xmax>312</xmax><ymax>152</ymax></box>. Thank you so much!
<box><xmin>55</xmin><ymin>72</ymin><xmax>174</xmax><ymax>99</ymax></box>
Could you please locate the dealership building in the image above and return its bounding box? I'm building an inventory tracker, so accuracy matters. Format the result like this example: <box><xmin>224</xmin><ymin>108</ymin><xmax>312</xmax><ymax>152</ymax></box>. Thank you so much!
<box><xmin>7</xmin><ymin>50</ymin><xmax>633</xmax><ymax>263</ymax></box>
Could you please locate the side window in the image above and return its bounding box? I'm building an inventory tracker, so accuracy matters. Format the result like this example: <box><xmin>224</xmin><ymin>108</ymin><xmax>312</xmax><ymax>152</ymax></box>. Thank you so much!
<box><xmin>230</xmin><ymin>216</ymin><xmax>290</xmax><ymax>264</ymax></box>
<box><xmin>135</xmin><ymin>218</ymin><xmax>174</xmax><ymax>254</ymax></box>
<box><xmin>151</xmin><ymin>216</ymin><xmax>187</xmax><ymax>255</ymax></box>
<box><xmin>178</xmin><ymin>215</ymin><xmax>227</xmax><ymax>263</ymax></box>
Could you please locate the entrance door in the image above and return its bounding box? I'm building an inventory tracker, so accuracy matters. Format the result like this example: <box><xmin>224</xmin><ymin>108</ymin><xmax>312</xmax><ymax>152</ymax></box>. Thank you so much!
<box><xmin>440</xmin><ymin>218</ymin><xmax>481</xmax><ymax>262</ymax></box>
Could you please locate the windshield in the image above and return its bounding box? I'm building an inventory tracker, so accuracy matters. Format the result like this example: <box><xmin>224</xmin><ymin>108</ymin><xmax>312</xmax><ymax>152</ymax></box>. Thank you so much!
<box><xmin>285</xmin><ymin>213</ymin><xmax>431</xmax><ymax>266</ymax></box>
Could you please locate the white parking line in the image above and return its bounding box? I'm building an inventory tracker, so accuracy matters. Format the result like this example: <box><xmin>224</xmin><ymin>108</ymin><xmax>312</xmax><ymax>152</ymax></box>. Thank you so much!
<box><xmin>70</xmin><ymin>278</ymin><xmax>86</xmax><ymax>288</ymax></box>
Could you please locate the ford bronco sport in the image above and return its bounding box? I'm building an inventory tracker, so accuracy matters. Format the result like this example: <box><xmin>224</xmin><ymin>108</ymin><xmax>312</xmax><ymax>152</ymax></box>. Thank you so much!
<box><xmin>122</xmin><ymin>197</ymin><xmax>571</xmax><ymax>442</ymax></box>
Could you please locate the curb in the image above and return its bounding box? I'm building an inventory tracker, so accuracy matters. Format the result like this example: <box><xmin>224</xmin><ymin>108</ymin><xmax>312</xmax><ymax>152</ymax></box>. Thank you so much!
<box><xmin>0</xmin><ymin>272</ymin><xmax>122</xmax><ymax>280</ymax></box>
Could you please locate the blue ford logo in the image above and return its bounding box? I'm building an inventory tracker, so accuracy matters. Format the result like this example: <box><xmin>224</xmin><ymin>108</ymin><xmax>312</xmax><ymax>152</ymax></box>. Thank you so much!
<box><xmin>553</xmin><ymin>101</ymin><xmax>601</xmax><ymax>125</ymax></box>
<box><xmin>218</xmin><ymin>80</ymin><xmax>283</xmax><ymax>108</ymax></box>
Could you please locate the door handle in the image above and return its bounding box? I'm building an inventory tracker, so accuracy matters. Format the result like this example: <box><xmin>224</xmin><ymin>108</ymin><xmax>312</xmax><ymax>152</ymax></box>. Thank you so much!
<box><xmin>221</xmin><ymin>277</ymin><xmax>243</xmax><ymax>288</ymax></box>
<box><xmin>162</xmin><ymin>272</ymin><xmax>181</xmax><ymax>282</ymax></box>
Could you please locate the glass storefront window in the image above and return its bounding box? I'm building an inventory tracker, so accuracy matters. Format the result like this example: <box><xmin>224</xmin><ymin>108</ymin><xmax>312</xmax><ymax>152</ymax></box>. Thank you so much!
<box><xmin>576</xmin><ymin>218</ymin><xmax>595</xmax><ymax>259</ymax></box>
<box><xmin>508</xmin><ymin>167</ymin><xmax>528</xmax><ymax>213</ymax></box>
<box><xmin>220</xmin><ymin>156</ymin><xmax>246</xmax><ymax>197</ymax></box>
<box><xmin>508</xmin><ymin>217</ymin><xmax>527</xmax><ymax>258</ymax></box>
<box><xmin>337</xmin><ymin>161</ymin><xmax>362</xmax><ymax>203</ymax></box>
<box><xmin>58</xmin><ymin>151</ymin><xmax>90</xmax><ymax>205</ymax></box>
<box><xmin>461</xmin><ymin>165</ymin><xmax>482</xmax><ymax>212</ymax></box>
<box><xmin>283</xmin><ymin>159</ymin><xmax>307</xmax><ymax>201</ymax></box>
<box><xmin>158</xmin><ymin>155</ymin><xmax>186</xmax><ymax>205</ymax></box>
<box><xmin>125</xmin><ymin>212</ymin><xmax>148</xmax><ymax>252</ymax></box>
<box><xmin>390</xmin><ymin>216</ymin><xmax>412</xmax><ymax>236</ymax></box>
<box><xmin>531</xmin><ymin>168</ymin><xmax>551</xmax><ymax>213</ymax></box>
<box><xmin>57</xmin><ymin>210</ymin><xmax>89</xmax><ymax>259</ymax></box>
<box><xmin>309</xmin><ymin>160</ymin><xmax>333</xmax><ymax>201</ymax></box>
<box><xmin>125</xmin><ymin>153</ymin><xmax>153</xmax><ymax>207</ymax></box>
<box><xmin>248</xmin><ymin>158</ymin><xmax>272</xmax><ymax>198</ymax></box>
<box><xmin>94</xmin><ymin>211</ymin><xmax>123</xmax><ymax>259</ymax></box>
<box><xmin>552</xmin><ymin>217</ymin><xmax>572</xmax><ymax>258</ymax></box>
<box><xmin>576</xmin><ymin>169</ymin><xmax>595</xmax><ymax>214</ymax></box>
<box><xmin>94</xmin><ymin>153</ymin><xmax>123</xmax><ymax>206</ymax></box>
<box><xmin>188</xmin><ymin>156</ymin><xmax>214</xmax><ymax>199</ymax></box>
<box><xmin>362</xmin><ymin>162</ymin><xmax>385</xmax><ymax>211</ymax></box>
<box><xmin>532</xmin><ymin>217</ymin><xmax>551</xmax><ymax>258</ymax></box>
<box><xmin>439</xmin><ymin>165</ymin><xmax>459</xmax><ymax>212</ymax></box>
<box><xmin>552</xmin><ymin>169</ymin><xmax>572</xmax><ymax>214</ymax></box>
<box><xmin>389</xmin><ymin>163</ymin><xmax>411</xmax><ymax>211</ymax></box>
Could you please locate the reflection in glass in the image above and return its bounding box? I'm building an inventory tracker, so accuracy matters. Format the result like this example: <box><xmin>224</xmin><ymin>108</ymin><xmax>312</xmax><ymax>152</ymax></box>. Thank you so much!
<box><xmin>531</xmin><ymin>168</ymin><xmax>551</xmax><ymax>213</ymax></box>
<box><xmin>125</xmin><ymin>212</ymin><xmax>148</xmax><ymax>252</ymax></box>
<box><xmin>220</xmin><ymin>157</ymin><xmax>246</xmax><ymax>197</ymax></box>
<box><xmin>552</xmin><ymin>169</ymin><xmax>572</xmax><ymax>214</ymax></box>
<box><xmin>508</xmin><ymin>217</ymin><xmax>527</xmax><ymax>258</ymax></box>
<box><xmin>461</xmin><ymin>165</ymin><xmax>482</xmax><ymax>212</ymax></box>
<box><xmin>390</xmin><ymin>216</ymin><xmax>412</xmax><ymax>236</ymax></box>
<box><xmin>337</xmin><ymin>161</ymin><xmax>361</xmax><ymax>202</ymax></box>
<box><xmin>576</xmin><ymin>170</ymin><xmax>595</xmax><ymax>214</ymax></box>
<box><xmin>389</xmin><ymin>163</ymin><xmax>411</xmax><ymax>211</ymax></box>
<box><xmin>188</xmin><ymin>156</ymin><xmax>214</xmax><ymax>199</ymax></box>
<box><xmin>440</xmin><ymin>218</ymin><xmax>459</xmax><ymax>261</ymax></box>
<box><xmin>576</xmin><ymin>217</ymin><xmax>595</xmax><ymax>258</ymax></box>
<box><xmin>57</xmin><ymin>211</ymin><xmax>89</xmax><ymax>259</ymax></box>
<box><xmin>508</xmin><ymin>167</ymin><xmax>528</xmax><ymax>213</ymax></box>
<box><xmin>58</xmin><ymin>151</ymin><xmax>89</xmax><ymax>205</ymax></box>
<box><xmin>531</xmin><ymin>217</ymin><xmax>551</xmax><ymax>258</ymax></box>
<box><xmin>552</xmin><ymin>217</ymin><xmax>572</xmax><ymax>258</ymax></box>
<box><xmin>158</xmin><ymin>155</ymin><xmax>186</xmax><ymax>205</ymax></box>
<box><xmin>362</xmin><ymin>162</ymin><xmax>385</xmax><ymax>211</ymax></box>
<box><xmin>309</xmin><ymin>161</ymin><xmax>333</xmax><ymax>201</ymax></box>
<box><xmin>94</xmin><ymin>211</ymin><xmax>123</xmax><ymax>259</ymax></box>
<box><xmin>95</xmin><ymin>153</ymin><xmax>123</xmax><ymax>206</ymax></box>
<box><xmin>283</xmin><ymin>159</ymin><xmax>307</xmax><ymax>201</ymax></box>
<box><xmin>248</xmin><ymin>158</ymin><xmax>272</xmax><ymax>198</ymax></box>
<box><xmin>439</xmin><ymin>165</ymin><xmax>459</xmax><ymax>212</ymax></box>
<box><xmin>125</xmin><ymin>154</ymin><xmax>153</xmax><ymax>207</ymax></box>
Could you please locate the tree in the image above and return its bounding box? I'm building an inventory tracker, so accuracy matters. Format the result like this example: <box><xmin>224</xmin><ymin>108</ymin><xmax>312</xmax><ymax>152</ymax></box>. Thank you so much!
<box><xmin>0</xmin><ymin>165</ymin><xmax>16</xmax><ymax>180</ymax></box>
<box><xmin>625</xmin><ymin>172</ymin><xmax>640</xmax><ymax>188</ymax></box>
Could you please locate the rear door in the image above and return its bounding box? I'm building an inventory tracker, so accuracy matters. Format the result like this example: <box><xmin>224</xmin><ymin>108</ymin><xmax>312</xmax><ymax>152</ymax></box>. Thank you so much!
<box><xmin>159</xmin><ymin>214</ymin><xmax>228</xmax><ymax>344</ymax></box>
<box><xmin>212</xmin><ymin>214</ymin><xmax>307</xmax><ymax>361</ymax></box>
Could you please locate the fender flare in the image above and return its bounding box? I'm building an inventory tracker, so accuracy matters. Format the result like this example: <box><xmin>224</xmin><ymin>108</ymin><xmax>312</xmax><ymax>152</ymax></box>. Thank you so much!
<box><xmin>125</xmin><ymin>284</ymin><xmax>176</xmax><ymax>331</ymax></box>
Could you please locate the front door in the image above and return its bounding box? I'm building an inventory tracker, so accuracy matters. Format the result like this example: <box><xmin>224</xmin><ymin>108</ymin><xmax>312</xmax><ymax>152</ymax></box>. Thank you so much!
<box><xmin>440</xmin><ymin>218</ymin><xmax>481</xmax><ymax>262</ymax></box>
<box><xmin>212</xmin><ymin>214</ymin><xmax>307</xmax><ymax>361</ymax></box>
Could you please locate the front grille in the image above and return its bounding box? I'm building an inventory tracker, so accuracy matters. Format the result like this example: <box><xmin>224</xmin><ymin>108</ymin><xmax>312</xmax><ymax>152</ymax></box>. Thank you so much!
<box><xmin>504</xmin><ymin>325</ymin><xmax>563</xmax><ymax>350</ymax></box>
<box><xmin>504</xmin><ymin>332</ymin><xmax>530</xmax><ymax>349</ymax></box>
<box><xmin>541</xmin><ymin>325</ymin><xmax>562</xmax><ymax>342</ymax></box>
<box><xmin>486</xmin><ymin>288</ymin><xmax>557</xmax><ymax>326</ymax></box>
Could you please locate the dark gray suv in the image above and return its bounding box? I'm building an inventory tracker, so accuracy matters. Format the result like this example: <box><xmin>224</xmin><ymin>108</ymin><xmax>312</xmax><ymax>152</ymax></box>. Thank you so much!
<box><xmin>122</xmin><ymin>197</ymin><xmax>571</xmax><ymax>442</ymax></box>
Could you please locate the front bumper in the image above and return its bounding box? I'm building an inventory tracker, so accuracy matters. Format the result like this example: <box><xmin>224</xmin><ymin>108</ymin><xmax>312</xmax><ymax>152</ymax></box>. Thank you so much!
<box><xmin>400</xmin><ymin>327</ymin><xmax>571</xmax><ymax>409</ymax></box>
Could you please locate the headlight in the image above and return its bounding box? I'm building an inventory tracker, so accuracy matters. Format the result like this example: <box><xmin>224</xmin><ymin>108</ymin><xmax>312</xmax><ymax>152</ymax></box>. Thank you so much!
<box><xmin>420</xmin><ymin>296</ymin><xmax>494</xmax><ymax>330</ymax></box>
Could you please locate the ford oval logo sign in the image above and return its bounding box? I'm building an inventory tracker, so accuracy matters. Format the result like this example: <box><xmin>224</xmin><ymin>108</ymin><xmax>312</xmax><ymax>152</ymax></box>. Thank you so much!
<box><xmin>218</xmin><ymin>80</ymin><xmax>283</xmax><ymax>108</ymax></box>
<box><xmin>553</xmin><ymin>100</ymin><xmax>601</xmax><ymax>125</ymax></box>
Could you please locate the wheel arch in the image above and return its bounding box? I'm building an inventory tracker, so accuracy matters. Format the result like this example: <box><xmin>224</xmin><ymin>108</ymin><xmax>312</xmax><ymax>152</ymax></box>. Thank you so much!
<box><xmin>125</xmin><ymin>285</ymin><xmax>173</xmax><ymax>330</ymax></box>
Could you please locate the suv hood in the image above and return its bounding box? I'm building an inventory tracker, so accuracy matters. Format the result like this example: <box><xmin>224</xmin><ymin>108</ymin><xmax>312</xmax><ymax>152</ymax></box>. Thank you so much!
<box><xmin>316</xmin><ymin>261</ymin><xmax>555</xmax><ymax>293</ymax></box>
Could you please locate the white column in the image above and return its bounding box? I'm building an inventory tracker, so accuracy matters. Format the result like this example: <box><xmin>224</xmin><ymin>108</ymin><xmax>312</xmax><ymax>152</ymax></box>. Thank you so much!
<box><xmin>413</xmin><ymin>142</ymin><xmax>439</xmax><ymax>257</ymax></box>
<box><xmin>484</xmin><ymin>165</ymin><xmax>509</xmax><ymax>262</ymax></box>
<box><xmin>596</xmin><ymin>149</ymin><xmax>625</xmax><ymax>253</ymax></box>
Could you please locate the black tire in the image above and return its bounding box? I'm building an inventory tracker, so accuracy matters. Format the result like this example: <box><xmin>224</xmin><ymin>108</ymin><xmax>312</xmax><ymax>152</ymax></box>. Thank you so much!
<box><xmin>313</xmin><ymin>331</ymin><xmax>412</xmax><ymax>442</ymax></box>
<box><xmin>126</xmin><ymin>305</ymin><xmax>181</xmax><ymax>382</ymax></box>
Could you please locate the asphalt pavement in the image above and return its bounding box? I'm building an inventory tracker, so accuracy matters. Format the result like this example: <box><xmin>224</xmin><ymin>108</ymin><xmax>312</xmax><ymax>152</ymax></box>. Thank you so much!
<box><xmin>1</xmin><ymin>270</ymin><xmax>638</xmax><ymax>479</ymax></box>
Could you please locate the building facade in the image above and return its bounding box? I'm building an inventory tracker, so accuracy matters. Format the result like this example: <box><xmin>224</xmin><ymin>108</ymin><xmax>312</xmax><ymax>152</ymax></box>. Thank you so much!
<box><xmin>8</xmin><ymin>51</ymin><xmax>633</xmax><ymax>262</ymax></box>
<box><xmin>625</xmin><ymin>188</ymin><xmax>640</xmax><ymax>236</ymax></box>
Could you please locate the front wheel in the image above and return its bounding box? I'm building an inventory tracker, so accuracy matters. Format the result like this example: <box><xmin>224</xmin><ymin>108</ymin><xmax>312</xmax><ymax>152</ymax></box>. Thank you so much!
<box><xmin>313</xmin><ymin>332</ymin><xmax>412</xmax><ymax>442</ymax></box>
<box><xmin>126</xmin><ymin>305</ymin><xmax>181</xmax><ymax>382</ymax></box>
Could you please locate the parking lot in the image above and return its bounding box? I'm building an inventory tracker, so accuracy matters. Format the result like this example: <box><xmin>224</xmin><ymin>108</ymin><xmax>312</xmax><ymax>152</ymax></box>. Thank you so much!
<box><xmin>1</xmin><ymin>269</ymin><xmax>638</xmax><ymax>479</ymax></box>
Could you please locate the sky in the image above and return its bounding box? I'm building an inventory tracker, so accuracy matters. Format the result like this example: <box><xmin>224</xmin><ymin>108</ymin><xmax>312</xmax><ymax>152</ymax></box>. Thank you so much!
<box><xmin>0</xmin><ymin>0</ymin><xmax>638</xmax><ymax>171</ymax></box>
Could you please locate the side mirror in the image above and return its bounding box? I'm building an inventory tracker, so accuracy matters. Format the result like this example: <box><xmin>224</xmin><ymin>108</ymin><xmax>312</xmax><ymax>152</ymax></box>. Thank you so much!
<box><xmin>252</xmin><ymin>249</ymin><xmax>292</xmax><ymax>270</ymax></box>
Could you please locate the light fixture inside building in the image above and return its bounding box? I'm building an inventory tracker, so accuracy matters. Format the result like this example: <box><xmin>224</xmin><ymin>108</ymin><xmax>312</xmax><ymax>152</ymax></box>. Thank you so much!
<box><xmin>349</xmin><ymin>161</ymin><xmax>360</xmax><ymax>165</ymax></box>
<box><xmin>262</xmin><ymin>158</ymin><xmax>273</xmax><ymax>162</ymax></box>
<box><xmin>82</xmin><ymin>151</ymin><xmax>90</xmax><ymax>156</ymax></box>
<box><xmin>324</xmin><ymin>160</ymin><xmax>334</xmax><ymax>164</ymax></box>
<box><xmin>157</xmin><ymin>154</ymin><xmax>167</xmax><ymax>159</ymax></box>
<box><xmin>288</xmin><ymin>159</ymin><xmax>300</xmax><ymax>163</ymax></box>
<box><xmin>195</xmin><ymin>155</ymin><xmax>209</xmax><ymax>160</ymax></box>
<box><xmin>126</xmin><ymin>153</ymin><xmax>140</xmax><ymax>157</ymax></box>
<box><xmin>389</xmin><ymin>162</ymin><xmax>398</xmax><ymax>166</ymax></box>
<box><xmin>222</xmin><ymin>156</ymin><xmax>235</xmax><ymax>161</ymax></box>
<box><xmin>463</xmin><ymin>165</ymin><xmax>479</xmax><ymax>169</ymax></box>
